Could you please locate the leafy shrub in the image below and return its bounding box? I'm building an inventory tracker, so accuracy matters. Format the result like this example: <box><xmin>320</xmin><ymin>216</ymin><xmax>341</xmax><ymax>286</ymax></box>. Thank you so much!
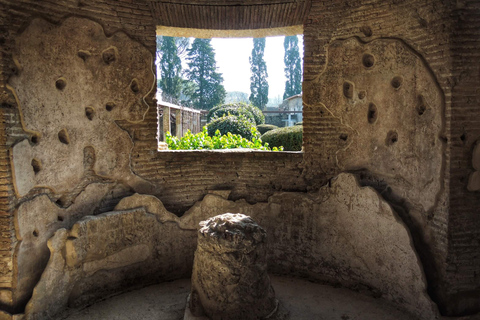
<box><xmin>207</xmin><ymin>115</ymin><xmax>258</xmax><ymax>140</ymax></box>
<box><xmin>207</xmin><ymin>103</ymin><xmax>265</xmax><ymax>125</ymax></box>
<box><xmin>257</xmin><ymin>124</ymin><xmax>278</xmax><ymax>135</ymax></box>
<box><xmin>261</xmin><ymin>125</ymin><xmax>303</xmax><ymax>151</ymax></box>
<box><xmin>243</xmin><ymin>104</ymin><xmax>265</xmax><ymax>125</ymax></box>
<box><xmin>207</xmin><ymin>105</ymin><xmax>256</xmax><ymax>124</ymax></box>
<box><xmin>165</xmin><ymin>127</ymin><xmax>282</xmax><ymax>151</ymax></box>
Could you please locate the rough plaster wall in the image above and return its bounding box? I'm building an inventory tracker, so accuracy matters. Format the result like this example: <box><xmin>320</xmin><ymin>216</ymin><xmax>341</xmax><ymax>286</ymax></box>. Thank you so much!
<box><xmin>0</xmin><ymin>9</ymin><xmax>306</xmax><ymax>313</ymax></box>
<box><xmin>0</xmin><ymin>0</ymin><xmax>477</xmax><ymax>317</ymax></box>
<box><xmin>25</xmin><ymin>174</ymin><xmax>436</xmax><ymax>320</ymax></box>
<box><xmin>0</xmin><ymin>0</ymin><xmax>157</xmax><ymax>312</ymax></box>
<box><xmin>9</xmin><ymin>17</ymin><xmax>154</xmax><ymax>196</ymax></box>
<box><xmin>300</xmin><ymin>0</ymin><xmax>469</xmax><ymax>315</ymax></box>
<box><xmin>14</xmin><ymin>182</ymin><xmax>129</xmax><ymax>311</ymax></box>
<box><xmin>306</xmin><ymin>37</ymin><xmax>444</xmax><ymax>213</ymax></box>
<box><xmin>300</xmin><ymin>0</ymin><xmax>480</xmax><ymax>314</ymax></box>
<box><xmin>3</xmin><ymin>16</ymin><xmax>156</xmax><ymax>312</ymax></box>
<box><xmin>25</xmin><ymin>205</ymin><xmax>196</xmax><ymax>320</ymax></box>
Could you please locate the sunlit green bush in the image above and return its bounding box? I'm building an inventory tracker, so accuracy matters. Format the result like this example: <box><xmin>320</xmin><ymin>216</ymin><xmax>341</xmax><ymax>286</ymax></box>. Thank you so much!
<box><xmin>257</xmin><ymin>124</ymin><xmax>278</xmax><ymax>134</ymax></box>
<box><xmin>207</xmin><ymin>103</ymin><xmax>265</xmax><ymax>125</ymax></box>
<box><xmin>165</xmin><ymin>127</ymin><xmax>282</xmax><ymax>151</ymax></box>
<box><xmin>207</xmin><ymin>115</ymin><xmax>257</xmax><ymax>140</ymax></box>
<box><xmin>261</xmin><ymin>125</ymin><xmax>302</xmax><ymax>151</ymax></box>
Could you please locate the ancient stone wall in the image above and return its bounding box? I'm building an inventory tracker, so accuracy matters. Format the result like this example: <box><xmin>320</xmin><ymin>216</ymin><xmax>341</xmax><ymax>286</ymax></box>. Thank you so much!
<box><xmin>445</xmin><ymin>1</ymin><xmax>480</xmax><ymax>315</ymax></box>
<box><xmin>25</xmin><ymin>175</ymin><xmax>438</xmax><ymax>320</ymax></box>
<box><xmin>301</xmin><ymin>0</ymin><xmax>479</xmax><ymax>315</ymax></box>
<box><xmin>0</xmin><ymin>3</ymin><xmax>306</xmax><ymax>314</ymax></box>
<box><xmin>132</xmin><ymin>150</ymin><xmax>305</xmax><ymax>214</ymax></box>
<box><xmin>0</xmin><ymin>0</ymin><xmax>158</xmax><ymax>313</ymax></box>
<box><xmin>0</xmin><ymin>0</ymin><xmax>478</xmax><ymax>318</ymax></box>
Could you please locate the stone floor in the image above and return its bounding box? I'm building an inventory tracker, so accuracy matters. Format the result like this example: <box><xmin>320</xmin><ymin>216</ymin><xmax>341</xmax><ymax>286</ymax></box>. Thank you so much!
<box><xmin>61</xmin><ymin>276</ymin><xmax>478</xmax><ymax>320</ymax></box>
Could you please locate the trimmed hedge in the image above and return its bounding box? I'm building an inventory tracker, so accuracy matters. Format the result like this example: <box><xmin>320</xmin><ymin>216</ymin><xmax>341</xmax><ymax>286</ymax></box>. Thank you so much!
<box><xmin>207</xmin><ymin>103</ymin><xmax>265</xmax><ymax>125</ymax></box>
<box><xmin>244</xmin><ymin>104</ymin><xmax>265</xmax><ymax>125</ymax></box>
<box><xmin>207</xmin><ymin>105</ymin><xmax>256</xmax><ymax>124</ymax></box>
<box><xmin>261</xmin><ymin>125</ymin><xmax>303</xmax><ymax>151</ymax></box>
<box><xmin>257</xmin><ymin>124</ymin><xmax>278</xmax><ymax>135</ymax></box>
<box><xmin>207</xmin><ymin>115</ymin><xmax>258</xmax><ymax>140</ymax></box>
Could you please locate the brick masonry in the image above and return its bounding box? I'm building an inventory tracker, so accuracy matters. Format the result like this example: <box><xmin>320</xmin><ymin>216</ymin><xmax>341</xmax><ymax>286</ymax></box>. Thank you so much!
<box><xmin>0</xmin><ymin>0</ymin><xmax>478</xmax><ymax>317</ymax></box>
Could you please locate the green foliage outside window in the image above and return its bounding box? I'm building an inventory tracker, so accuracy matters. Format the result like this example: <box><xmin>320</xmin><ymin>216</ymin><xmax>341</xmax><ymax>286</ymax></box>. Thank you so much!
<box><xmin>166</xmin><ymin>127</ymin><xmax>282</xmax><ymax>151</ymax></box>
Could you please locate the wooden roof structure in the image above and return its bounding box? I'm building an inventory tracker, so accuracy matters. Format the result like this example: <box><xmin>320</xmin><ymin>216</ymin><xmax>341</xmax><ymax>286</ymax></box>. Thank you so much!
<box><xmin>148</xmin><ymin>0</ymin><xmax>311</xmax><ymax>31</ymax></box>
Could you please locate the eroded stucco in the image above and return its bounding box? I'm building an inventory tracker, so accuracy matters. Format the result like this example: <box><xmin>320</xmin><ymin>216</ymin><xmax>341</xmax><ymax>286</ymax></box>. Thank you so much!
<box><xmin>25</xmin><ymin>174</ymin><xmax>437</xmax><ymax>320</ymax></box>
<box><xmin>305</xmin><ymin>37</ymin><xmax>444</xmax><ymax>213</ymax></box>
<box><xmin>6</xmin><ymin>17</ymin><xmax>157</xmax><ymax>311</ymax></box>
<box><xmin>9</xmin><ymin>17</ymin><xmax>155</xmax><ymax>198</ymax></box>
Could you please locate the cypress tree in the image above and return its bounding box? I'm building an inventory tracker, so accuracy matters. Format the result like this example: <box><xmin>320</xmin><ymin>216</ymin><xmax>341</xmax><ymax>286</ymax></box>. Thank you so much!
<box><xmin>185</xmin><ymin>38</ymin><xmax>226</xmax><ymax>110</ymax></box>
<box><xmin>249</xmin><ymin>37</ymin><xmax>269</xmax><ymax>110</ymax></box>
<box><xmin>283</xmin><ymin>35</ymin><xmax>302</xmax><ymax>100</ymax></box>
<box><xmin>158</xmin><ymin>36</ymin><xmax>182</xmax><ymax>101</ymax></box>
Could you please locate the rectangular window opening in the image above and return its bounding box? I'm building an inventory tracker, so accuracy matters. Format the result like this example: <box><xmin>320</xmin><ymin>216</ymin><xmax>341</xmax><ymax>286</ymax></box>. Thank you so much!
<box><xmin>156</xmin><ymin>32</ymin><xmax>304</xmax><ymax>152</ymax></box>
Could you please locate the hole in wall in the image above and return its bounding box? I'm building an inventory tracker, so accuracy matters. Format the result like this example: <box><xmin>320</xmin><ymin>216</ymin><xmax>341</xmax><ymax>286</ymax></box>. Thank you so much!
<box><xmin>358</xmin><ymin>91</ymin><xmax>366</xmax><ymax>100</ymax></box>
<box><xmin>85</xmin><ymin>107</ymin><xmax>95</xmax><ymax>120</ymax></box>
<box><xmin>368</xmin><ymin>103</ymin><xmax>377</xmax><ymax>124</ymax></box>
<box><xmin>416</xmin><ymin>95</ymin><xmax>426</xmax><ymax>116</ymax></box>
<box><xmin>102</xmin><ymin>47</ymin><xmax>116</xmax><ymax>65</ymax></box>
<box><xmin>360</xmin><ymin>26</ymin><xmax>373</xmax><ymax>37</ymax></box>
<box><xmin>57</xmin><ymin>216</ymin><xmax>64</xmax><ymax>222</ymax></box>
<box><xmin>77</xmin><ymin>50</ymin><xmax>91</xmax><ymax>62</ymax></box>
<box><xmin>55</xmin><ymin>78</ymin><xmax>66</xmax><ymax>91</ymax></box>
<box><xmin>55</xmin><ymin>196</ymin><xmax>67</xmax><ymax>207</ymax></box>
<box><xmin>362</xmin><ymin>54</ymin><xmax>375</xmax><ymax>68</ymax></box>
<box><xmin>339</xmin><ymin>133</ymin><xmax>348</xmax><ymax>141</ymax></box>
<box><xmin>105</xmin><ymin>102</ymin><xmax>115</xmax><ymax>111</ymax></box>
<box><xmin>343</xmin><ymin>81</ymin><xmax>354</xmax><ymax>99</ymax></box>
<box><xmin>130</xmin><ymin>79</ymin><xmax>139</xmax><ymax>93</ymax></box>
<box><xmin>58</xmin><ymin>129</ymin><xmax>70</xmax><ymax>145</ymax></box>
<box><xmin>386</xmin><ymin>130</ymin><xmax>398</xmax><ymax>146</ymax></box>
<box><xmin>460</xmin><ymin>133</ymin><xmax>466</xmax><ymax>145</ymax></box>
<box><xmin>30</xmin><ymin>134</ymin><xmax>40</xmax><ymax>145</ymax></box>
<box><xmin>10</xmin><ymin>64</ymin><xmax>18</xmax><ymax>76</ymax></box>
<box><xmin>32</xmin><ymin>229</ymin><xmax>39</xmax><ymax>237</ymax></box>
<box><xmin>391</xmin><ymin>76</ymin><xmax>403</xmax><ymax>89</ymax></box>
<box><xmin>31</xmin><ymin>158</ymin><xmax>41</xmax><ymax>174</ymax></box>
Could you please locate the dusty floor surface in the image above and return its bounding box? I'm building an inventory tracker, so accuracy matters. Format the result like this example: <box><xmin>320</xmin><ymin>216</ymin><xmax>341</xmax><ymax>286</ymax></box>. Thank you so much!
<box><xmin>60</xmin><ymin>275</ymin><xmax>434</xmax><ymax>320</ymax></box>
<box><xmin>58</xmin><ymin>276</ymin><xmax>480</xmax><ymax>320</ymax></box>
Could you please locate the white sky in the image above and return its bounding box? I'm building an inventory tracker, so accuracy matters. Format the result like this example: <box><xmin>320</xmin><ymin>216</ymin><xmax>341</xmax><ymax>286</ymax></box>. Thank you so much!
<box><xmin>211</xmin><ymin>36</ymin><xmax>303</xmax><ymax>99</ymax></box>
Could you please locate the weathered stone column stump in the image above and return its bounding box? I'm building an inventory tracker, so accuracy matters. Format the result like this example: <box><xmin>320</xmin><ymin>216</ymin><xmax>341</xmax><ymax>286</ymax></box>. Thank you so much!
<box><xmin>187</xmin><ymin>213</ymin><xmax>281</xmax><ymax>320</ymax></box>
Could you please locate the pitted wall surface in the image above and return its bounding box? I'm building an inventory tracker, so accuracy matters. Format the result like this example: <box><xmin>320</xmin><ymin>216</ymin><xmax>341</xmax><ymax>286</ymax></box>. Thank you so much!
<box><xmin>6</xmin><ymin>17</ymin><xmax>157</xmax><ymax>311</ymax></box>
<box><xmin>26</xmin><ymin>174</ymin><xmax>437</xmax><ymax>320</ymax></box>
<box><xmin>9</xmin><ymin>17</ymin><xmax>155</xmax><ymax>197</ymax></box>
<box><xmin>305</xmin><ymin>37</ymin><xmax>444</xmax><ymax>213</ymax></box>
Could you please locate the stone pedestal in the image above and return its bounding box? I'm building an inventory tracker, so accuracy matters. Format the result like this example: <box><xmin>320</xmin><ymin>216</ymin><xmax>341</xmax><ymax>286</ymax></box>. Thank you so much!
<box><xmin>188</xmin><ymin>213</ymin><xmax>278</xmax><ymax>320</ymax></box>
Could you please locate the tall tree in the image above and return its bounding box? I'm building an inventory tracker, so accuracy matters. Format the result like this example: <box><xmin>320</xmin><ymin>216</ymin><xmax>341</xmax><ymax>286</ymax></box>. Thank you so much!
<box><xmin>185</xmin><ymin>38</ymin><xmax>226</xmax><ymax>110</ymax></box>
<box><xmin>156</xmin><ymin>36</ymin><xmax>190</xmax><ymax>63</ymax></box>
<box><xmin>283</xmin><ymin>35</ymin><xmax>302</xmax><ymax>100</ymax></box>
<box><xmin>158</xmin><ymin>36</ymin><xmax>182</xmax><ymax>101</ymax></box>
<box><xmin>249</xmin><ymin>38</ymin><xmax>269</xmax><ymax>110</ymax></box>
